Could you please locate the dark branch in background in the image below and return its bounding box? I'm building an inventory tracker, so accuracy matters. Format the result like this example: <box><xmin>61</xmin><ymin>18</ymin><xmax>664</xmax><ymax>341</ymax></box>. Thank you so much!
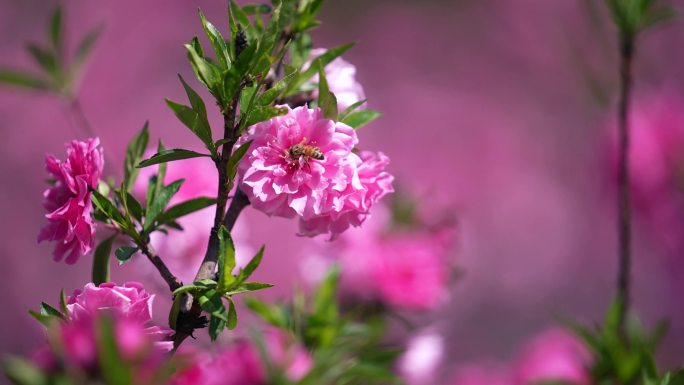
<box><xmin>616</xmin><ymin>33</ymin><xmax>634</xmax><ymax>335</ymax></box>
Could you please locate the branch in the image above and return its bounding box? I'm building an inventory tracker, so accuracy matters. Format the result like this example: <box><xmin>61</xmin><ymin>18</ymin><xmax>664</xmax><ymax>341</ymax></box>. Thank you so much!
<box><xmin>223</xmin><ymin>187</ymin><xmax>250</xmax><ymax>231</ymax></box>
<box><xmin>616</xmin><ymin>34</ymin><xmax>634</xmax><ymax>335</ymax></box>
<box><xmin>137</xmin><ymin>242</ymin><xmax>182</xmax><ymax>292</ymax></box>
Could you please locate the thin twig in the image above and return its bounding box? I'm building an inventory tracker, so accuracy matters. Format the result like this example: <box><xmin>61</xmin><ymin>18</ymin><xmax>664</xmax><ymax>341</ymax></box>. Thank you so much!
<box><xmin>616</xmin><ymin>34</ymin><xmax>634</xmax><ymax>335</ymax></box>
<box><xmin>137</xmin><ymin>242</ymin><xmax>182</xmax><ymax>292</ymax></box>
<box><xmin>223</xmin><ymin>187</ymin><xmax>250</xmax><ymax>231</ymax></box>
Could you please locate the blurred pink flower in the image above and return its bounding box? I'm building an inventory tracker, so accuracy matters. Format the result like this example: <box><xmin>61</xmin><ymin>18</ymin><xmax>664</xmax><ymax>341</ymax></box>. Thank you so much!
<box><xmin>513</xmin><ymin>328</ymin><xmax>591</xmax><ymax>385</ymax></box>
<box><xmin>608</xmin><ymin>91</ymin><xmax>684</xmax><ymax>256</ymax></box>
<box><xmin>38</xmin><ymin>138</ymin><xmax>104</xmax><ymax>264</ymax></box>
<box><xmin>304</xmin><ymin>204</ymin><xmax>455</xmax><ymax>310</ymax></box>
<box><xmin>171</xmin><ymin>329</ymin><xmax>311</xmax><ymax>385</ymax></box>
<box><xmin>134</xmin><ymin>155</ymin><xmax>253</xmax><ymax>284</ymax></box>
<box><xmin>399</xmin><ymin>329</ymin><xmax>445</xmax><ymax>384</ymax></box>
<box><xmin>65</xmin><ymin>282</ymin><xmax>173</xmax><ymax>353</ymax></box>
<box><xmin>238</xmin><ymin>105</ymin><xmax>391</xmax><ymax>239</ymax></box>
<box><xmin>308</xmin><ymin>48</ymin><xmax>366</xmax><ymax>111</ymax></box>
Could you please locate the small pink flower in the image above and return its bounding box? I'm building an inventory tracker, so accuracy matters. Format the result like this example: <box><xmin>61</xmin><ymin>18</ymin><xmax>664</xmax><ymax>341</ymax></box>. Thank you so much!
<box><xmin>513</xmin><ymin>328</ymin><xmax>591</xmax><ymax>385</ymax></box>
<box><xmin>308</xmin><ymin>48</ymin><xmax>366</xmax><ymax>111</ymax></box>
<box><xmin>38</xmin><ymin>138</ymin><xmax>104</xmax><ymax>264</ymax></box>
<box><xmin>65</xmin><ymin>282</ymin><xmax>173</xmax><ymax>354</ymax></box>
<box><xmin>171</xmin><ymin>329</ymin><xmax>311</xmax><ymax>385</ymax></box>
<box><xmin>238</xmin><ymin>105</ymin><xmax>391</xmax><ymax>239</ymax></box>
<box><xmin>399</xmin><ymin>330</ymin><xmax>444</xmax><ymax>384</ymax></box>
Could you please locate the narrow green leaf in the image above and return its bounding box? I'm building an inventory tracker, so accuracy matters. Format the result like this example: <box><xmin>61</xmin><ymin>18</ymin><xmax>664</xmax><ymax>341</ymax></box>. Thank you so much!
<box><xmin>338</xmin><ymin>99</ymin><xmax>367</xmax><ymax>121</ymax></box>
<box><xmin>257</xmin><ymin>69</ymin><xmax>298</xmax><ymax>106</ymax></box>
<box><xmin>137</xmin><ymin>149</ymin><xmax>210</xmax><ymax>168</ymax></box>
<box><xmin>92</xmin><ymin>235</ymin><xmax>115</xmax><ymax>285</ymax></box>
<box><xmin>50</xmin><ymin>7</ymin><xmax>62</xmax><ymax>51</ymax></box>
<box><xmin>73</xmin><ymin>24</ymin><xmax>103</xmax><ymax>69</ymax></box>
<box><xmin>317</xmin><ymin>62</ymin><xmax>338</xmax><ymax>120</ymax></box>
<box><xmin>178</xmin><ymin>75</ymin><xmax>209</xmax><ymax>129</ymax></box>
<box><xmin>155</xmin><ymin>197</ymin><xmax>217</xmax><ymax>226</ymax></box>
<box><xmin>26</xmin><ymin>43</ymin><xmax>58</xmax><ymax>77</ymax></box>
<box><xmin>40</xmin><ymin>302</ymin><xmax>64</xmax><ymax>319</ymax></box>
<box><xmin>123</xmin><ymin>122</ymin><xmax>149</xmax><ymax>191</ymax></box>
<box><xmin>245</xmin><ymin>105</ymin><xmax>289</xmax><ymax>127</ymax></box>
<box><xmin>145</xmin><ymin>179</ymin><xmax>184</xmax><ymax>231</ymax></box>
<box><xmin>122</xmin><ymin>191</ymin><xmax>144</xmax><ymax>222</ymax></box>
<box><xmin>340</xmin><ymin>109</ymin><xmax>381</xmax><ymax>129</ymax></box>
<box><xmin>240</xmin><ymin>282</ymin><xmax>273</xmax><ymax>291</ymax></box>
<box><xmin>169</xmin><ymin>295</ymin><xmax>182</xmax><ymax>330</ymax></box>
<box><xmin>226</xmin><ymin>297</ymin><xmax>237</xmax><ymax>330</ymax></box>
<box><xmin>59</xmin><ymin>289</ymin><xmax>68</xmax><ymax>316</ymax></box>
<box><xmin>226</xmin><ymin>140</ymin><xmax>252</xmax><ymax>183</ymax></box>
<box><xmin>0</xmin><ymin>69</ymin><xmax>49</xmax><ymax>90</ymax></box>
<box><xmin>28</xmin><ymin>310</ymin><xmax>55</xmax><ymax>327</ymax></box>
<box><xmin>98</xmin><ymin>316</ymin><xmax>133</xmax><ymax>385</ymax></box>
<box><xmin>237</xmin><ymin>245</ymin><xmax>265</xmax><ymax>284</ymax></box>
<box><xmin>90</xmin><ymin>189</ymin><xmax>127</xmax><ymax>228</ymax></box>
<box><xmin>208</xmin><ymin>314</ymin><xmax>226</xmax><ymax>341</ymax></box>
<box><xmin>3</xmin><ymin>357</ymin><xmax>47</xmax><ymax>385</ymax></box>
<box><xmin>165</xmin><ymin>99</ymin><xmax>214</xmax><ymax>151</ymax></box>
<box><xmin>115</xmin><ymin>246</ymin><xmax>137</xmax><ymax>265</ymax></box>
<box><xmin>217</xmin><ymin>226</ymin><xmax>236</xmax><ymax>292</ymax></box>
<box><xmin>198</xmin><ymin>9</ymin><xmax>230</xmax><ymax>68</ymax></box>
<box><xmin>185</xmin><ymin>43</ymin><xmax>220</xmax><ymax>94</ymax></box>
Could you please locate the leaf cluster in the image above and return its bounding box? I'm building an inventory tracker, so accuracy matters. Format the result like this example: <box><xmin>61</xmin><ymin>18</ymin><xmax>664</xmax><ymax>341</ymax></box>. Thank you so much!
<box><xmin>605</xmin><ymin>0</ymin><xmax>677</xmax><ymax>39</ymax></box>
<box><xmin>171</xmin><ymin>226</ymin><xmax>270</xmax><ymax>341</ymax></box>
<box><xmin>564</xmin><ymin>297</ymin><xmax>677</xmax><ymax>385</ymax></box>
<box><xmin>0</xmin><ymin>6</ymin><xmax>102</xmax><ymax>97</ymax></box>
<box><xmin>245</xmin><ymin>267</ymin><xmax>402</xmax><ymax>385</ymax></box>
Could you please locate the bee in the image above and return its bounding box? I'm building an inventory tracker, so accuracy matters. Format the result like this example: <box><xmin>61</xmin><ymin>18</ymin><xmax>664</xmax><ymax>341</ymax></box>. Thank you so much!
<box><xmin>288</xmin><ymin>138</ymin><xmax>324</xmax><ymax>161</ymax></box>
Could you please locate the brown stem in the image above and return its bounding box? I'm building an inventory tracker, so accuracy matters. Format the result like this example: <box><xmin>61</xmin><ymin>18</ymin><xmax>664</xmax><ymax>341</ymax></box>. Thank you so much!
<box><xmin>137</xmin><ymin>242</ymin><xmax>182</xmax><ymax>292</ymax></box>
<box><xmin>616</xmin><ymin>35</ymin><xmax>634</xmax><ymax>334</ymax></box>
<box><xmin>223</xmin><ymin>187</ymin><xmax>250</xmax><ymax>231</ymax></box>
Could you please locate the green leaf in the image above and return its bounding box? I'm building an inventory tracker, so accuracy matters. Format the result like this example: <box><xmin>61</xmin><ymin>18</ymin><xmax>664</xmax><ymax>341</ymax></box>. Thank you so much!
<box><xmin>317</xmin><ymin>62</ymin><xmax>338</xmax><ymax>120</ymax></box>
<box><xmin>338</xmin><ymin>99</ymin><xmax>367</xmax><ymax>121</ymax></box>
<box><xmin>40</xmin><ymin>302</ymin><xmax>63</xmax><ymax>319</ymax></box>
<box><xmin>145</xmin><ymin>179</ymin><xmax>184</xmax><ymax>231</ymax></box>
<box><xmin>0</xmin><ymin>69</ymin><xmax>48</xmax><ymax>90</ymax></box>
<box><xmin>185</xmin><ymin>43</ymin><xmax>221</xmax><ymax>95</ymax></box>
<box><xmin>198</xmin><ymin>290</ymin><xmax>224</xmax><ymax>314</ymax></box>
<box><xmin>226</xmin><ymin>140</ymin><xmax>252</xmax><ymax>184</ymax></box>
<box><xmin>208</xmin><ymin>313</ymin><xmax>227</xmax><ymax>341</ymax></box>
<box><xmin>49</xmin><ymin>7</ymin><xmax>62</xmax><ymax>51</ymax></box>
<box><xmin>90</xmin><ymin>189</ymin><xmax>128</xmax><ymax>228</ymax></box>
<box><xmin>217</xmin><ymin>226</ymin><xmax>237</xmax><ymax>292</ymax></box>
<box><xmin>340</xmin><ymin>109</ymin><xmax>381</xmax><ymax>129</ymax></box>
<box><xmin>3</xmin><ymin>357</ymin><xmax>47</xmax><ymax>385</ymax></box>
<box><xmin>165</xmin><ymin>99</ymin><xmax>214</xmax><ymax>152</ymax></box>
<box><xmin>226</xmin><ymin>297</ymin><xmax>238</xmax><ymax>330</ymax></box>
<box><xmin>98</xmin><ymin>316</ymin><xmax>133</xmax><ymax>385</ymax></box>
<box><xmin>240</xmin><ymin>282</ymin><xmax>273</xmax><ymax>291</ymax></box>
<box><xmin>287</xmin><ymin>42</ymin><xmax>355</xmax><ymax>94</ymax></box>
<box><xmin>230</xmin><ymin>0</ymin><xmax>256</xmax><ymax>41</ymax></box>
<box><xmin>26</xmin><ymin>44</ymin><xmax>58</xmax><ymax>77</ymax></box>
<box><xmin>137</xmin><ymin>149</ymin><xmax>211</xmax><ymax>168</ymax></box>
<box><xmin>258</xmin><ymin>69</ymin><xmax>298</xmax><ymax>106</ymax></box>
<box><xmin>198</xmin><ymin>9</ymin><xmax>230</xmax><ymax>68</ymax></box>
<box><xmin>245</xmin><ymin>105</ymin><xmax>289</xmax><ymax>127</ymax></box>
<box><xmin>123</xmin><ymin>122</ymin><xmax>149</xmax><ymax>191</ymax></box>
<box><xmin>122</xmin><ymin>191</ymin><xmax>144</xmax><ymax>222</ymax></box>
<box><xmin>73</xmin><ymin>24</ymin><xmax>103</xmax><ymax>69</ymax></box>
<box><xmin>28</xmin><ymin>310</ymin><xmax>55</xmax><ymax>327</ymax></box>
<box><xmin>237</xmin><ymin>245</ymin><xmax>265</xmax><ymax>284</ymax></box>
<box><xmin>178</xmin><ymin>75</ymin><xmax>210</xmax><ymax>129</ymax></box>
<box><xmin>155</xmin><ymin>197</ymin><xmax>216</xmax><ymax>226</ymax></box>
<box><xmin>59</xmin><ymin>289</ymin><xmax>68</xmax><ymax>316</ymax></box>
<box><xmin>115</xmin><ymin>246</ymin><xmax>137</xmax><ymax>265</ymax></box>
<box><xmin>92</xmin><ymin>235</ymin><xmax>115</xmax><ymax>285</ymax></box>
<box><xmin>244</xmin><ymin>297</ymin><xmax>288</xmax><ymax>328</ymax></box>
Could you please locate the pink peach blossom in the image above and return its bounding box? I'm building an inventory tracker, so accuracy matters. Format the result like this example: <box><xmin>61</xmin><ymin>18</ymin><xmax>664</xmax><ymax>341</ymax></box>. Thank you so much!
<box><xmin>307</xmin><ymin>48</ymin><xmax>366</xmax><ymax>111</ymax></box>
<box><xmin>399</xmin><ymin>329</ymin><xmax>445</xmax><ymax>384</ymax></box>
<box><xmin>239</xmin><ymin>105</ymin><xmax>392</xmax><ymax>239</ymax></box>
<box><xmin>65</xmin><ymin>282</ymin><xmax>173</xmax><ymax>354</ymax></box>
<box><xmin>513</xmin><ymin>328</ymin><xmax>591</xmax><ymax>385</ymax></box>
<box><xmin>38</xmin><ymin>138</ymin><xmax>104</xmax><ymax>264</ymax></box>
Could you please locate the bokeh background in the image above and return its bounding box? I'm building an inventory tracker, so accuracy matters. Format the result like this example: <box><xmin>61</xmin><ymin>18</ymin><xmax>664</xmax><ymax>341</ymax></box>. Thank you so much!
<box><xmin>1</xmin><ymin>0</ymin><xmax>684</xmax><ymax>383</ymax></box>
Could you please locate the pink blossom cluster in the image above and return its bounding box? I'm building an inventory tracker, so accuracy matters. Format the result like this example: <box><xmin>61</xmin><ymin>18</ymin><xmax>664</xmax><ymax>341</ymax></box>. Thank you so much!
<box><xmin>171</xmin><ymin>329</ymin><xmax>312</xmax><ymax>385</ymax></box>
<box><xmin>303</xmin><ymin>206</ymin><xmax>455</xmax><ymax>310</ymax></box>
<box><xmin>35</xmin><ymin>282</ymin><xmax>172</xmax><ymax>374</ymax></box>
<box><xmin>238</xmin><ymin>105</ymin><xmax>393</xmax><ymax>239</ymax></box>
<box><xmin>38</xmin><ymin>138</ymin><xmax>104</xmax><ymax>264</ymax></box>
<box><xmin>134</xmin><ymin>155</ymin><xmax>253</xmax><ymax>284</ymax></box>
<box><xmin>446</xmin><ymin>329</ymin><xmax>591</xmax><ymax>385</ymax></box>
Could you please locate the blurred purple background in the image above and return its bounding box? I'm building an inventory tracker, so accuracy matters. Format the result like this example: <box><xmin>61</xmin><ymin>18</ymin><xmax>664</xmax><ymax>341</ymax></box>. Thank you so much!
<box><xmin>2</xmin><ymin>0</ymin><xmax>684</xmax><ymax>381</ymax></box>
